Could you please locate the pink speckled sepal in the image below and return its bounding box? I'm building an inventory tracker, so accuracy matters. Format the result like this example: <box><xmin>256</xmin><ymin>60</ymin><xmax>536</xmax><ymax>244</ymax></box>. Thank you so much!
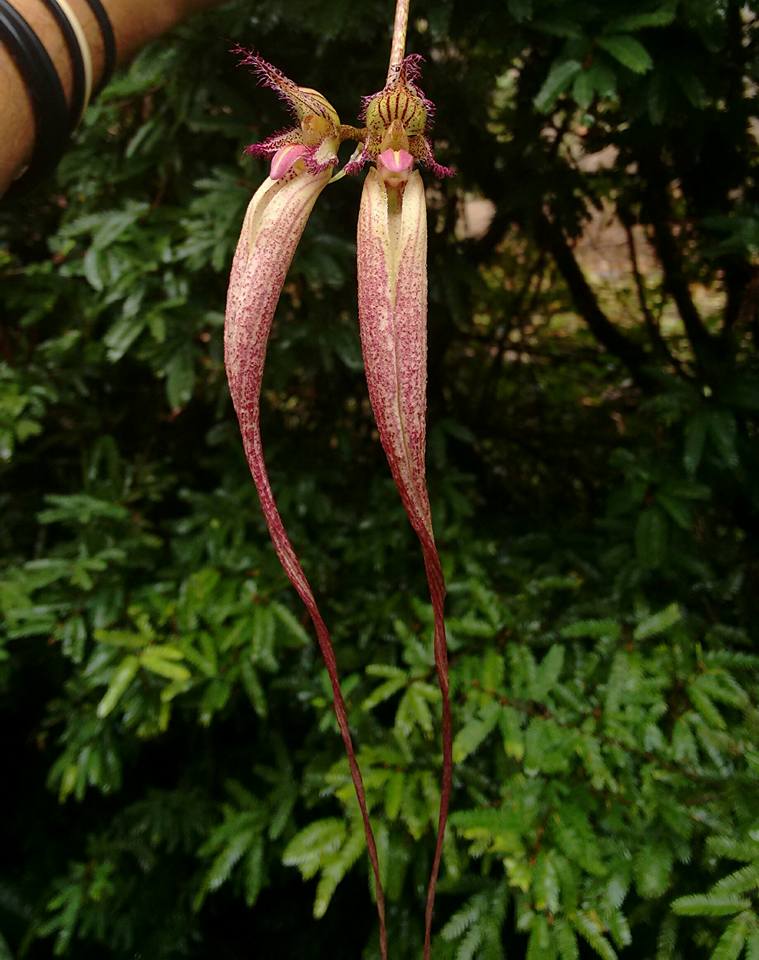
<box><xmin>225</xmin><ymin>168</ymin><xmax>388</xmax><ymax>960</ymax></box>
<box><xmin>225</xmin><ymin>169</ymin><xmax>330</xmax><ymax>602</ymax></box>
<box><xmin>357</xmin><ymin>169</ymin><xmax>432</xmax><ymax>540</ymax></box>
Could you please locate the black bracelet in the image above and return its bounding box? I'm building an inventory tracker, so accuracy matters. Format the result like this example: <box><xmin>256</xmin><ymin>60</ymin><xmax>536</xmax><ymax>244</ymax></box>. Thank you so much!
<box><xmin>39</xmin><ymin>0</ymin><xmax>86</xmax><ymax>124</ymax></box>
<box><xmin>0</xmin><ymin>0</ymin><xmax>71</xmax><ymax>195</ymax></box>
<box><xmin>81</xmin><ymin>0</ymin><xmax>115</xmax><ymax>95</ymax></box>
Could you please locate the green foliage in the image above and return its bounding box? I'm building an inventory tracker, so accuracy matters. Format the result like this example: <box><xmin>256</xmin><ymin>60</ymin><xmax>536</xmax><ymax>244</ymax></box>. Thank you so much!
<box><xmin>671</xmin><ymin>830</ymin><xmax>759</xmax><ymax>958</ymax></box>
<box><xmin>1</xmin><ymin>0</ymin><xmax>757</xmax><ymax>957</ymax></box>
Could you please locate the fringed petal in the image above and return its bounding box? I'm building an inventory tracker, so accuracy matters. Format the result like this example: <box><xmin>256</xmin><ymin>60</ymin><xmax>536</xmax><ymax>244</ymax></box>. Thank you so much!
<box><xmin>234</xmin><ymin>47</ymin><xmax>340</xmax><ymax>127</ymax></box>
<box><xmin>412</xmin><ymin>136</ymin><xmax>455</xmax><ymax>180</ymax></box>
<box><xmin>244</xmin><ymin>127</ymin><xmax>302</xmax><ymax>160</ymax></box>
<box><xmin>343</xmin><ymin>147</ymin><xmax>370</xmax><ymax>177</ymax></box>
<box><xmin>303</xmin><ymin>141</ymin><xmax>339</xmax><ymax>175</ymax></box>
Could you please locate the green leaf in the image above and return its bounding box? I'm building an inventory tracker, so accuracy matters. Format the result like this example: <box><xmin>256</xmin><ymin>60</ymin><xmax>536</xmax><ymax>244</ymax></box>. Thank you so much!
<box><xmin>525</xmin><ymin>718</ymin><xmax>572</xmax><ymax>774</ymax></box>
<box><xmin>91</xmin><ymin>204</ymin><xmax>148</xmax><ymax>250</ymax></box>
<box><xmin>533</xmin><ymin>852</ymin><xmax>560</xmax><ymax>913</ymax></box>
<box><xmin>634</xmin><ymin>603</ymin><xmax>681</xmax><ymax>641</ymax></box>
<box><xmin>606</xmin><ymin>908</ymin><xmax>632</xmax><ymax>950</ymax></box>
<box><xmin>572</xmin><ymin>912</ymin><xmax>617</xmax><ymax>960</ymax></box>
<box><xmin>384</xmin><ymin>771</ymin><xmax>404</xmax><ymax>820</ymax></box>
<box><xmin>555</xmin><ymin>919</ymin><xmax>579</xmax><ymax>960</ymax></box>
<box><xmin>707</xmin><ymin>835</ymin><xmax>759</xmax><ymax>863</ymax></box>
<box><xmin>456</xmin><ymin>925</ymin><xmax>484</xmax><ymax>959</ymax></box>
<box><xmin>712</xmin><ymin>863</ymin><xmax>759</xmax><ymax>896</ymax></box>
<box><xmin>94</xmin><ymin>629</ymin><xmax>145</xmax><ymax>649</ymax></box>
<box><xmin>166</xmin><ymin>346</ymin><xmax>195</xmax><ymax>410</ymax></box>
<box><xmin>499</xmin><ymin>706</ymin><xmax>525</xmax><ymax>760</ymax></box>
<box><xmin>271</xmin><ymin>602</ymin><xmax>310</xmax><ymax>646</ymax></box>
<box><xmin>0</xmin><ymin>930</ymin><xmax>13</xmax><ymax>960</ymax></box>
<box><xmin>671</xmin><ymin>894</ymin><xmax>750</xmax><ymax>917</ymax></box>
<box><xmin>240</xmin><ymin>658</ymin><xmax>267</xmax><ymax>717</ymax></box>
<box><xmin>657</xmin><ymin>493</ymin><xmax>692</xmax><ymax>531</ymax></box>
<box><xmin>527</xmin><ymin>914</ymin><xmax>554</xmax><ymax>960</ymax></box>
<box><xmin>635</xmin><ymin>507</ymin><xmax>668</xmax><ymax>569</ymax></box>
<box><xmin>83</xmin><ymin>248</ymin><xmax>105</xmax><ymax>290</ymax></box>
<box><xmin>198</xmin><ymin>827</ymin><xmax>256</xmax><ymax>901</ymax></box>
<box><xmin>707</xmin><ymin>410</ymin><xmax>739</xmax><ymax>469</ymax></box>
<box><xmin>656</xmin><ymin>914</ymin><xmax>678</xmax><ymax>959</ymax></box>
<box><xmin>394</xmin><ymin>683</ymin><xmax>436</xmax><ymax>739</ymax></box>
<box><xmin>688</xmin><ymin>681</ymin><xmax>726</xmax><ymax>730</ymax></box>
<box><xmin>561</xmin><ymin>619</ymin><xmax>620</xmax><ymax>641</ymax></box>
<box><xmin>312</xmin><ymin>827</ymin><xmax>363</xmax><ymax>919</ymax></box>
<box><xmin>676</xmin><ymin>69</ymin><xmax>707</xmax><ymax>108</ymax></box>
<box><xmin>441</xmin><ymin>895</ymin><xmax>482</xmax><ymax>941</ymax></box>
<box><xmin>243</xmin><ymin>835</ymin><xmax>265</xmax><ymax>907</ymax></box>
<box><xmin>140</xmin><ymin>651</ymin><xmax>191</xmax><ymax>681</ymax></box>
<box><xmin>552</xmin><ymin>807</ymin><xmax>605</xmax><ymax>876</ymax></box>
<box><xmin>453</xmin><ymin>702</ymin><xmax>500</xmax><ymax>762</ymax></box>
<box><xmin>96</xmin><ymin>656</ymin><xmax>139</xmax><ymax>718</ymax></box>
<box><xmin>573</xmin><ymin>71</ymin><xmax>595</xmax><ymax>110</ymax></box>
<box><xmin>282</xmin><ymin>819</ymin><xmax>345</xmax><ymax>879</ymax></box>
<box><xmin>634</xmin><ymin>844</ymin><xmax>673</xmax><ymax>899</ymax></box>
<box><xmin>362</xmin><ymin>675</ymin><xmax>406</xmax><ymax>712</ymax></box>
<box><xmin>597</xmin><ymin>35</ymin><xmax>653</xmax><ymax>73</ymax></box>
<box><xmin>532</xmin><ymin>644</ymin><xmax>565</xmax><ymax>700</ymax></box>
<box><xmin>104</xmin><ymin>315</ymin><xmax>147</xmax><ymax>363</ymax></box>
<box><xmin>605</xmin><ymin>6</ymin><xmax>676</xmax><ymax>32</ymax></box>
<box><xmin>711</xmin><ymin>916</ymin><xmax>748</xmax><ymax>960</ymax></box>
<box><xmin>534</xmin><ymin>60</ymin><xmax>583</xmax><ymax>112</ymax></box>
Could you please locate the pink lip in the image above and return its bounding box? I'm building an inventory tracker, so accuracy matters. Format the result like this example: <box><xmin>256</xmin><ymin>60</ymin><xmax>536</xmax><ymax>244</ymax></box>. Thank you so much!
<box><xmin>378</xmin><ymin>147</ymin><xmax>414</xmax><ymax>173</ymax></box>
<box><xmin>269</xmin><ymin>143</ymin><xmax>310</xmax><ymax>180</ymax></box>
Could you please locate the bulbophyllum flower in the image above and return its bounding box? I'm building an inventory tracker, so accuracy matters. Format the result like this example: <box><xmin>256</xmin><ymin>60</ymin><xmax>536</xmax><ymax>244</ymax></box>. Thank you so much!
<box><xmin>345</xmin><ymin>54</ymin><xmax>454</xmax><ymax>180</ymax></box>
<box><xmin>224</xmin><ymin>33</ymin><xmax>451</xmax><ymax>960</ymax></box>
<box><xmin>355</xmin><ymin>62</ymin><xmax>452</xmax><ymax>960</ymax></box>
<box><xmin>224</xmin><ymin>55</ymin><xmax>388</xmax><ymax>960</ymax></box>
<box><xmin>225</xmin><ymin>55</ymin><xmax>338</xmax><ymax>591</ymax></box>
<box><xmin>235</xmin><ymin>49</ymin><xmax>341</xmax><ymax>177</ymax></box>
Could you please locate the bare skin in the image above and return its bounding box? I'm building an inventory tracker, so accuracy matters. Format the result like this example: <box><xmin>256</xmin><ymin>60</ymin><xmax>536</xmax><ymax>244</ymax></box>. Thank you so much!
<box><xmin>0</xmin><ymin>0</ymin><xmax>226</xmax><ymax>196</ymax></box>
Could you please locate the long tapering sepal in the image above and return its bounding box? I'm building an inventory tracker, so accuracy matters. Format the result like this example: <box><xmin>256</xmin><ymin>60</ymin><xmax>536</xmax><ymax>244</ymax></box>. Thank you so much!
<box><xmin>225</xmin><ymin>169</ymin><xmax>388</xmax><ymax>960</ymax></box>
<box><xmin>357</xmin><ymin>168</ymin><xmax>452</xmax><ymax>960</ymax></box>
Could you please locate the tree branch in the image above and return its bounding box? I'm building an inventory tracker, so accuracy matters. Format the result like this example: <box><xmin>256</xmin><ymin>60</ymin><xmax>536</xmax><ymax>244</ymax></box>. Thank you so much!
<box><xmin>536</xmin><ymin>210</ymin><xmax>651</xmax><ymax>384</ymax></box>
<box><xmin>639</xmin><ymin>155</ymin><xmax>721</xmax><ymax>376</ymax></box>
<box><xmin>621</xmin><ymin>217</ymin><xmax>691</xmax><ymax>382</ymax></box>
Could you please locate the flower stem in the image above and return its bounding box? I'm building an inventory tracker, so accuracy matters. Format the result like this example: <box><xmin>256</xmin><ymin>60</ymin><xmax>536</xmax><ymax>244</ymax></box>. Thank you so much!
<box><xmin>386</xmin><ymin>0</ymin><xmax>410</xmax><ymax>84</ymax></box>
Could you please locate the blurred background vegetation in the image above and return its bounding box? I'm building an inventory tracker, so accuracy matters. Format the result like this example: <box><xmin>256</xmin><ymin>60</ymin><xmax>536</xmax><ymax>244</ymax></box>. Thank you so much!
<box><xmin>1</xmin><ymin>0</ymin><xmax>758</xmax><ymax>957</ymax></box>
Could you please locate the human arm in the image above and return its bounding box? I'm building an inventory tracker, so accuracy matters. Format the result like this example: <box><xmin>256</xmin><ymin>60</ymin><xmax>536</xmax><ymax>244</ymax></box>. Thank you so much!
<box><xmin>0</xmin><ymin>0</ymin><xmax>227</xmax><ymax>196</ymax></box>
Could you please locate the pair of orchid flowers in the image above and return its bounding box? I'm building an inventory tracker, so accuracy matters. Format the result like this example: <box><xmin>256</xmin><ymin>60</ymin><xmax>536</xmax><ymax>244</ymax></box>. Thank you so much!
<box><xmin>224</xmin><ymin>48</ymin><xmax>452</xmax><ymax>960</ymax></box>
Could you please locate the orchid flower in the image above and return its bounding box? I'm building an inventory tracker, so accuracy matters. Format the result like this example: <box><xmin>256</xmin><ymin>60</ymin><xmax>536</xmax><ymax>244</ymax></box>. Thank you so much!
<box><xmin>224</xmin><ymin>54</ymin><xmax>388</xmax><ymax>960</ymax></box>
<box><xmin>225</xmin><ymin>6</ymin><xmax>452</xmax><ymax>956</ymax></box>
<box><xmin>356</xmin><ymin>53</ymin><xmax>453</xmax><ymax>960</ymax></box>
<box><xmin>346</xmin><ymin>54</ymin><xmax>454</xmax><ymax>181</ymax></box>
